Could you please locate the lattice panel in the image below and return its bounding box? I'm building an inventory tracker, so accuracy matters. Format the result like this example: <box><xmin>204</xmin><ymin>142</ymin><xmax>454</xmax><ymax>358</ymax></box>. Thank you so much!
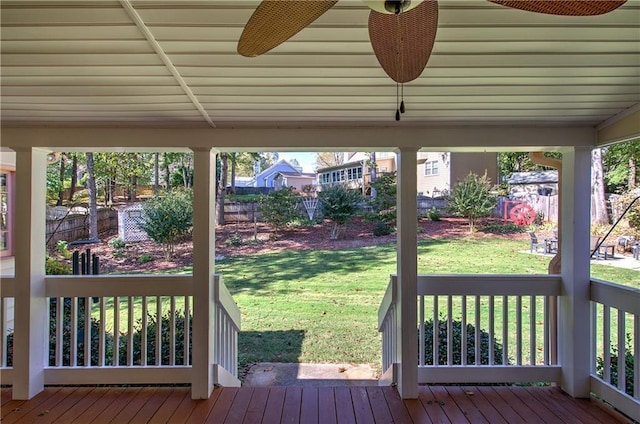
<box><xmin>118</xmin><ymin>204</ymin><xmax>149</xmax><ymax>242</ymax></box>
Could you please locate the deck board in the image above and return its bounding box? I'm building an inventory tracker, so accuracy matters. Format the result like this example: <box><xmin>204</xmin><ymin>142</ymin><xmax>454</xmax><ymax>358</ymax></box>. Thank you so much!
<box><xmin>243</xmin><ymin>386</ymin><xmax>270</xmax><ymax>424</ymax></box>
<box><xmin>0</xmin><ymin>385</ymin><xmax>630</xmax><ymax>423</ymax></box>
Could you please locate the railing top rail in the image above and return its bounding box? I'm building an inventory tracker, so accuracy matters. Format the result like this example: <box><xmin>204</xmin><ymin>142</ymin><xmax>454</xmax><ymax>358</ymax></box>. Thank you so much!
<box><xmin>45</xmin><ymin>275</ymin><xmax>193</xmax><ymax>297</ymax></box>
<box><xmin>590</xmin><ymin>278</ymin><xmax>640</xmax><ymax>315</ymax></box>
<box><xmin>378</xmin><ymin>275</ymin><xmax>397</xmax><ymax>329</ymax></box>
<box><xmin>416</xmin><ymin>274</ymin><xmax>561</xmax><ymax>296</ymax></box>
<box><xmin>214</xmin><ymin>274</ymin><xmax>241</xmax><ymax>329</ymax></box>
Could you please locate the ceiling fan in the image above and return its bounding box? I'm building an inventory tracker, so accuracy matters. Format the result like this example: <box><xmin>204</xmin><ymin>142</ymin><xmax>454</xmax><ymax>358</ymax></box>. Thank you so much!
<box><xmin>238</xmin><ymin>0</ymin><xmax>627</xmax><ymax>119</ymax></box>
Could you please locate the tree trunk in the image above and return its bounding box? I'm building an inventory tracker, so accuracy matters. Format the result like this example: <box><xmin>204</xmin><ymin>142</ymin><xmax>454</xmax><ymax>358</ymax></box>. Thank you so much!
<box><xmin>68</xmin><ymin>153</ymin><xmax>78</xmax><ymax>202</ymax></box>
<box><xmin>591</xmin><ymin>148</ymin><xmax>609</xmax><ymax>226</ymax></box>
<box><xmin>86</xmin><ymin>153</ymin><xmax>99</xmax><ymax>240</ymax></box>
<box><xmin>216</xmin><ymin>153</ymin><xmax>228</xmax><ymax>226</ymax></box>
<box><xmin>369</xmin><ymin>152</ymin><xmax>377</xmax><ymax>198</ymax></box>
<box><xmin>230</xmin><ymin>153</ymin><xmax>237</xmax><ymax>195</ymax></box>
<box><xmin>56</xmin><ymin>155</ymin><xmax>65</xmax><ymax>206</ymax></box>
<box><xmin>154</xmin><ymin>152</ymin><xmax>160</xmax><ymax>195</ymax></box>
<box><xmin>629</xmin><ymin>156</ymin><xmax>637</xmax><ymax>188</ymax></box>
<box><xmin>163</xmin><ymin>152</ymin><xmax>171</xmax><ymax>191</ymax></box>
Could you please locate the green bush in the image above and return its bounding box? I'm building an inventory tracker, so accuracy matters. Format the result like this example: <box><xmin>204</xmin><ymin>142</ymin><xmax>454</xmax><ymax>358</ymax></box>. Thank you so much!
<box><xmin>258</xmin><ymin>187</ymin><xmax>301</xmax><ymax>234</ymax></box>
<box><xmin>225</xmin><ymin>232</ymin><xmax>243</xmax><ymax>247</ymax></box>
<box><xmin>108</xmin><ymin>237</ymin><xmax>126</xmax><ymax>250</ymax></box>
<box><xmin>46</xmin><ymin>255</ymin><xmax>72</xmax><ymax>275</ymax></box>
<box><xmin>427</xmin><ymin>207</ymin><xmax>441</xmax><ymax>221</ymax></box>
<box><xmin>596</xmin><ymin>334</ymin><xmax>635</xmax><ymax>397</ymax></box>
<box><xmin>138</xmin><ymin>188</ymin><xmax>193</xmax><ymax>259</ymax></box>
<box><xmin>56</xmin><ymin>240</ymin><xmax>72</xmax><ymax>259</ymax></box>
<box><xmin>447</xmin><ymin>172</ymin><xmax>497</xmax><ymax>233</ymax></box>
<box><xmin>138</xmin><ymin>254</ymin><xmax>154</xmax><ymax>264</ymax></box>
<box><xmin>373</xmin><ymin>220</ymin><xmax>393</xmax><ymax>236</ymax></box>
<box><xmin>422</xmin><ymin>318</ymin><xmax>507</xmax><ymax>366</ymax></box>
<box><xmin>482</xmin><ymin>222</ymin><xmax>526</xmax><ymax>234</ymax></box>
<box><xmin>318</xmin><ymin>184</ymin><xmax>362</xmax><ymax>239</ymax></box>
<box><xmin>368</xmin><ymin>172</ymin><xmax>397</xmax><ymax>227</ymax></box>
<box><xmin>6</xmin><ymin>299</ymin><xmax>192</xmax><ymax>367</ymax></box>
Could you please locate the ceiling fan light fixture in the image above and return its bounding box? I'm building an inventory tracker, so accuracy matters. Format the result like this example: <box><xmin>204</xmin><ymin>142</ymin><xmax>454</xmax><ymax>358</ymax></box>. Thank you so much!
<box><xmin>364</xmin><ymin>0</ymin><xmax>423</xmax><ymax>15</ymax></box>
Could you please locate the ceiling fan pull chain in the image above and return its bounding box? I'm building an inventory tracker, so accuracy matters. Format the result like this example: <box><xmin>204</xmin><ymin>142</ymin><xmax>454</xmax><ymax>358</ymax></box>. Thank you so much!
<box><xmin>396</xmin><ymin>82</ymin><xmax>401</xmax><ymax>121</ymax></box>
<box><xmin>400</xmin><ymin>84</ymin><xmax>405</xmax><ymax>113</ymax></box>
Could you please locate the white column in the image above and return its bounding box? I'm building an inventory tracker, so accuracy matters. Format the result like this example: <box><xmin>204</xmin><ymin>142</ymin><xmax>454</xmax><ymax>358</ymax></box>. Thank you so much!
<box><xmin>559</xmin><ymin>146</ymin><xmax>592</xmax><ymax>398</ymax></box>
<box><xmin>395</xmin><ymin>146</ymin><xmax>418</xmax><ymax>399</ymax></box>
<box><xmin>12</xmin><ymin>148</ymin><xmax>47</xmax><ymax>399</ymax></box>
<box><xmin>190</xmin><ymin>147</ymin><xmax>217</xmax><ymax>399</ymax></box>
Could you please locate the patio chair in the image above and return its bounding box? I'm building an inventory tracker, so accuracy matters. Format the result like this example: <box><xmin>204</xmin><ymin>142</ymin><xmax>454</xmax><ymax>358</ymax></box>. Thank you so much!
<box><xmin>527</xmin><ymin>231</ymin><xmax>547</xmax><ymax>253</ymax></box>
<box><xmin>590</xmin><ymin>236</ymin><xmax>615</xmax><ymax>260</ymax></box>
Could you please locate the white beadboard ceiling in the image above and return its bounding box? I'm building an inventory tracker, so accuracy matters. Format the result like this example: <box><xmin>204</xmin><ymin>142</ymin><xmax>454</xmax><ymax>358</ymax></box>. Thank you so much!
<box><xmin>1</xmin><ymin>0</ymin><xmax>639</xmax><ymax>128</ymax></box>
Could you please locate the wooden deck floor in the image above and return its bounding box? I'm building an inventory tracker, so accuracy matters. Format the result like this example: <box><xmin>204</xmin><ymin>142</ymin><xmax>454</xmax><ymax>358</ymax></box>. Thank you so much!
<box><xmin>0</xmin><ymin>385</ymin><xmax>630</xmax><ymax>423</ymax></box>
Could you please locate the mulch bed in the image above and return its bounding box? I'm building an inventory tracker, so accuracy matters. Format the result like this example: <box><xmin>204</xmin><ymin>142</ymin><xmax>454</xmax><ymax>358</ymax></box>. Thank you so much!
<box><xmin>57</xmin><ymin>217</ymin><xmax>528</xmax><ymax>274</ymax></box>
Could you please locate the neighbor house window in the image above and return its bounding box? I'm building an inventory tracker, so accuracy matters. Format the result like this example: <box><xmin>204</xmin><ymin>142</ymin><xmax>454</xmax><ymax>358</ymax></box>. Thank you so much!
<box><xmin>0</xmin><ymin>170</ymin><xmax>13</xmax><ymax>257</ymax></box>
<box><xmin>424</xmin><ymin>161</ymin><xmax>439</xmax><ymax>176</ymax></box>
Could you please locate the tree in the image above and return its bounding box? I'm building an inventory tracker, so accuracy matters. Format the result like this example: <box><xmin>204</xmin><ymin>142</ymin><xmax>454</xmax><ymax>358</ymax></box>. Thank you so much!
<box><xmin>497</xmin><ymin>152</ymin><xmax>562</xmax><ymax>182</ymax></box>
<box><xmin>591</xmin><ymin>148</ymin><xmax>609</xmax><ymax>225</ymax></box>
<box><xmin>368</xmin><ymin>171</ymin><xmax>396</xmax><ymax>228</ymax></box>
<box><xmin>68</xmin><ymin>153</ymin><xmax>78</xmax><ymax>202</ymax></box>
<box><xmin>85</xmin><ymin>153</ymin><xmax>99</xmax><ymax>240</ymax></box>
<box><xmin>603</xmin><ymin>138</ymin><xmax>640</xmax><ymax>192</ymax></box>
<box><xmin>447</xmin><ymin>172</ymin><xmax>497</xmax><ymax>233</ymax></box>
<box><xmin>319</xmin><ymin>184</ymin><xmax>362</xmax><ymax>239</ymax></box>
<box><xmin>216</xmin><ymin>153</ymin><xmax>228</xmax><ymax>226</ymax></box>
<box><xmin>139</xmin><ymin>189</ymin><xmax>193</xmax><ymax>259</ymax></box>
<box><xmin>315</xmin><ymin>152</ymin><xmax>343</xmax><ymax>169</ymax></box>
<box><xmin>257</xmin><ymin>187</ymin><xmax>301</xmax><ymax>235</ymax></box>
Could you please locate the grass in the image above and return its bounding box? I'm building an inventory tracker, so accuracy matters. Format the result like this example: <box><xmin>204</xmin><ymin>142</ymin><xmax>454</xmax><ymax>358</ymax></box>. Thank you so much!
<box><xmin>99</xmin><ymin>237</ymin><xmax>638</xmax><ymax>375</ymax></box>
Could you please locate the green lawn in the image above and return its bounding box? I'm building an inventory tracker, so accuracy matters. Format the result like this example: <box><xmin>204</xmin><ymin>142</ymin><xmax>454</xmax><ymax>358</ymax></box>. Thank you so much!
<box><xmin>100</xmin><ymin>237</ymin><xmax>638</xmax><ymax>373</ymax></box>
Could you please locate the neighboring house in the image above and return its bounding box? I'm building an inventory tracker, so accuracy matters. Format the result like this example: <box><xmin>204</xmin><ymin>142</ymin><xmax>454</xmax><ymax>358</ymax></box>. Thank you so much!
<box><xmin>232</xmin><ymin>176</ymin><xmax>254</xmax><ymax>188</ymax></box>
<box><xmin>507</xmin><ymin>170</ymin><xmax>558</xmax><ymax>198</ymax></box>
<box><xmin>317</xmin><ymin>151</ymin><xmax>498</xmax><ymax>196</ymax></box>
<box><xmin>417</xmin><ymin>151</ymin><xmax>498</xmax><ymax>196</ymax></box>
<box><xmin>254</xmin><ymin>159</ymin><xmax>305</xmax><ymax>188</ymax></box>
<box><xmin>316</xmin><ymin>152</ymin><xmax>396</xmax><ymax>192</ymax></box>
<box><xmin>273</xmin><ymin>171</ymin><xmax>316</xmax><ymax>192</ymax></box>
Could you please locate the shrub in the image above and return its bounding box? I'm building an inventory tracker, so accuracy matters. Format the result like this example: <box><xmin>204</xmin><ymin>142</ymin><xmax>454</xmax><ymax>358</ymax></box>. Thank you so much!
<box><xmin>373</xmin><ymin>220</ymin><xmax>393</xmax><ymax>236</ymax></box>
<box><xmin>422</xmin><ymin>318</ymin><xmax>507</xmax><ymax>366</ymax></box>
<box><xmin>138</xmin><ymin>188</ymin><xmax>193</xmax><ymax>259</ymax></box>
<box><xmin>7</xmin><ymin>299</ymin><xmax>192</xmax><ymax>367</ymax></box>
<box><xmin>318</xmin><ymin>184</ymin><xmax>362</xmax><ymax>239</ymax></box>
<box><xmin>427</xmin><ymin>207</ymin><xmax>441</xmax><ymax>221</ymax></box>
<box><xmin>258</xmin><ymin>187</ymin><xmax>301</xmax><ymax>235</ymax></box>
<box><xmin>138</xmin><ymin>254</ymin><xmax>154</xmax><ymax>264</ymax></box>
<box><xmin>369</xmin><ymin>172</ymin><xmax>397</xmax><ymax>227</ymax></box>
<box><xmin>225</xmin><ymin>233</ymin><xmax>243</xmax><ymax>247</ymax></box>
<box><xmin>46</xmin><ymin>255</ymin><xmax>72</xmax><ymax>275</ymax></box>
<box><xmin>447</xmin><ymin>172</ymin><xmax>497</xmax><ymax>233</ymax></box>
<box><xmin>108</xmin><ymin>237</ymin><xmax>126</xmax><ymax>250</ymax></box>
<box><xmin>596</xmin><ymin>334</ymin><xmax>634</xmax><ymax>396</ymax></box>
<box><xmin>56</xmin><ymin>240</ymin><xmax>72</xmax><ymax>259</ymax></box>
<box><xmin>482</xmin><ymin>222</ymin><xmax>525</xmax><ymax>234</ymax></box>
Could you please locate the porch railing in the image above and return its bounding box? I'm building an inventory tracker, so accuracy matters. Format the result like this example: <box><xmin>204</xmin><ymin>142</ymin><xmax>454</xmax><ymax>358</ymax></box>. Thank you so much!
<box><xmin>379</xmin><ymin>274</ymin><xmax>640</xmax><ymax>422</ymax></box>
<box><xmin>590</xmin><ymin>278</ymin><xmax>639</xmax><ymax>421</ymax></box>
<box><xmin>0</xmin><ymin>276</ymin><xmax>15</xmax><ymax>384</ymax></box>
<box><xmin>379</xmin><ymin>274</ymin><xmax>562</xmax><ymax>385</ymax></box>
<box><xmin>0</xmin><ymin>274</ymin><xmax>241</xmax><ymax>388</ymax></box>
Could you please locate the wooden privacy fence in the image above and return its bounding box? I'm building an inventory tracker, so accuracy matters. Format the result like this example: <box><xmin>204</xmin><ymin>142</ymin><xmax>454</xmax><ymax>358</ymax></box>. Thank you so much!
<box><xmin>46</xmin><ymin>208</ymin><xmax>118</xmax><ymax>247</ymax></box>
<box><xmin>417</xmin><ymin>196</ymin><xmax>447</xmax><ymax>215</ymax></box>
<box><xmin>496</xmin><ymin>195</ymin><xmax>559</xmax><ymax>223</ymax></box>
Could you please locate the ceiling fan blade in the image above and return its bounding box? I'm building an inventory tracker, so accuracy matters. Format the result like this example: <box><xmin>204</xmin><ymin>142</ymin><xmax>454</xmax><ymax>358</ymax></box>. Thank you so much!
<box><xmin>368</xmin><ymin>0</ymin><xmax>439</xmax><ymax>84</ymax></box>
<box><xmin>238</xmin><ymin>0</ymin><xmax>338</xmax><ymax>57</ymax></box>
<box><xmin>488</xmin><ymin>0</ymin><xmax>627</xmax><ymax>16</ymax></box>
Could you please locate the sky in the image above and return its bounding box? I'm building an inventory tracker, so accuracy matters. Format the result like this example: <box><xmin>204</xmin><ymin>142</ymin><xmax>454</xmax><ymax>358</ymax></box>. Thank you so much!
<box><xmin>277</xmin><ymin>152</ymin><xmax>317</xmax><ymax>173</ymax></box>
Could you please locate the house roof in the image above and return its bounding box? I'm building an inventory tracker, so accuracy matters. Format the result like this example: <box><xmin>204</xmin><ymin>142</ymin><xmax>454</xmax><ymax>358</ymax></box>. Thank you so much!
<box><xmin>275</xmin><ymin>171</ymin><xmax>315</xmax><ymax>179</ymax></box>
<box><xmin>507</xmin><ymin>170</ymin><xmax>559</xmax><ymax>185</ymax></box>
<box><xmin>0</xmin><ymin>0</ymin><xmax>638</xmax><ymax>145</ymax></box>
<box><xmin>317</xmin><ymin>160</ymin><xmax>366</xmax><ymax>173</ymax></box>
<box><xmin>255</xmin><ymin>159</ymin><xmax>297</xmax><ymax>180</ymax></box>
